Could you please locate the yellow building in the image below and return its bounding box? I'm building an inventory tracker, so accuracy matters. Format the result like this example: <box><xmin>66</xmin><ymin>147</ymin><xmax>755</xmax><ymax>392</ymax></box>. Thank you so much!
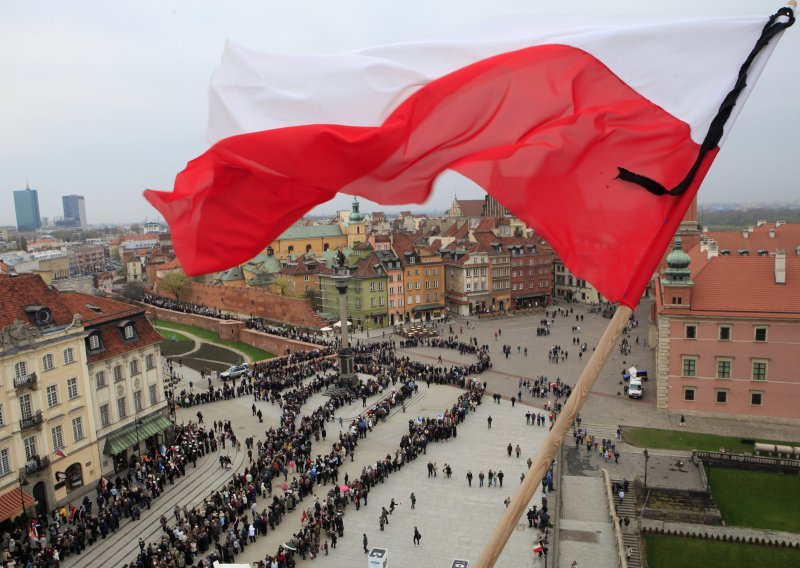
<box><xmin>0</xmin><ymin>275</ymin><xmax>102</xmax><ymax>521</ymax></box>
<box><xmin>390</xmin><ymin>233</ymin><xmax>446</xmax><ymax>322</ymax></box>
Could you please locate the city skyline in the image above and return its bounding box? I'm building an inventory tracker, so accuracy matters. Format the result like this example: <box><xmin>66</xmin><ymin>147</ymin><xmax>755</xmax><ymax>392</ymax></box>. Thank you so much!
<box><xmin>2</xmin><ymin>0</ymin><xmax>798</xmax><ymax>226</ymax></box>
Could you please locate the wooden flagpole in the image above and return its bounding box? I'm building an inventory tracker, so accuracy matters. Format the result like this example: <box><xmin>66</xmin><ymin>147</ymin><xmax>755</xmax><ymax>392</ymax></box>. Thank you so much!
<box><xmin>474</xmin><ymin>304</ymin><xmax>633</xmax><ymax>568</ymax></box>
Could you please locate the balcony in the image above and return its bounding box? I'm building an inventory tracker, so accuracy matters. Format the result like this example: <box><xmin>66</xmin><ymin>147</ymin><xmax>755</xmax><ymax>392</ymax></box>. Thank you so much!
<box><xmin>20</xmin><ymin>411</ymin><xmax>44</xmax><ymax>431</ymax></box>
<box><xmin>13</xmin><ymin>372</ymin><xmax>38</xmax><ymax>391</ymax></box>
<box><xmin>25</xmin><ymin>455</ymin><xmax>50</xmax><ymax>475</ymax></box>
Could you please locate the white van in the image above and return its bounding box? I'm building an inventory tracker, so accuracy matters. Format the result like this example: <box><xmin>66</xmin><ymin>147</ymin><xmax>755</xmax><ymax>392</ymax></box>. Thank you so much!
<box><xmin>628</xmin><ymin>377</ymin><xmax>643</xmax><ymax>399</ymax></box>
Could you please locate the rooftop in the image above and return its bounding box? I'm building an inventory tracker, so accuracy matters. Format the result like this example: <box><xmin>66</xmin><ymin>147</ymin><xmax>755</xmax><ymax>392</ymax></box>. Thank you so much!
<box><xmin>278</xmin><ymin>224</ymin><xmax>344</xmax><ymax>240</ymax></box>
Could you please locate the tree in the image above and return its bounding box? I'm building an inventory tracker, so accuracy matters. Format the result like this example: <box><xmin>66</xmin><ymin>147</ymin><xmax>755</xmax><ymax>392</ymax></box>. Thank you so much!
<box><xmin>18</xmin><ymin>236</ymin><xmax>28</xmax><ymax>251</ymax></box>
<box><xmin>273</xmin><ymin>276</ymin><xmax>292</xmax><ymax>297</ymax></box>
<box><xmin>130</xmin><ymin>223</ymin><xmax>143</xmax><ymax>234</ymax></box>
<box><xmin>160</xmin><ymin>271</ymin><xmax>191</xmax><ymax>302</ymax></box>
<box><xmin>122</xmin><ymin>281</ymin><xmax>146</xmax><ymax>301</ymax></box>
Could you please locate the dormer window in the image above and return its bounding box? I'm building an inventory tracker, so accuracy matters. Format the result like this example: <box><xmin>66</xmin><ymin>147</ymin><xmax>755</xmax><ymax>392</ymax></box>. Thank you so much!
<box><xmin>87</xmin><ymin>333</ymin><xmax>103</xmax><ymax>352</ymax></box>
<box><xmin>23</xmin><ymin>305</ymin><xmax>53</xmax><ymax>327</ymax></box>
<box><xmin>118</xmin><ymin>320</ymin><xmax>137</xmax><ymax>341</ymax></box>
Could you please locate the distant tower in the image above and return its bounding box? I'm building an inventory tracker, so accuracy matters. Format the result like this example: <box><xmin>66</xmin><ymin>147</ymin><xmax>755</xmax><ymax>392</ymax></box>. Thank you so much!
<box><xmin>13</xmin><ymin>183</ymin><xmax>41</xmax><ymax>232</ymax></box>
<box><xmin>678</xmin><ymin>195</ymin><xmax>701</xmax><ymax>251</ymax></box>
<box><xmin>346</xmin><ymin>197</ymin><xmax>365</xmax><ymax>247</ymax></box>
<box><xmin>62</xmin><ymin>195</ymin><xmax>87</xmax><ymax>228</ymax></box>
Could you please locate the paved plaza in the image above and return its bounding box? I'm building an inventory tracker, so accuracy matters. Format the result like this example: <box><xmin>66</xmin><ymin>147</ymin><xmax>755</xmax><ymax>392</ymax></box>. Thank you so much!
<box><xmin>76</xmin><ymin>300</ymin><xmax>800</xmax><ymax>567</ymax></box>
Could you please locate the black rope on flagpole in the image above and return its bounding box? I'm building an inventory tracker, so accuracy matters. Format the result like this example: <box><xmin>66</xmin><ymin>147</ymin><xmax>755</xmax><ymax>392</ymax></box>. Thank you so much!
<box><xmin>617</xmin><ymin>6</ymin><xmax>795</xmax><ymax>197</ymax></box>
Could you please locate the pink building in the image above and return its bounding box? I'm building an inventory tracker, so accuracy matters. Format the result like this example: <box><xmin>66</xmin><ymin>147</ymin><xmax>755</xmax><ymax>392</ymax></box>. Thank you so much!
<box><xmin>654</xmin><ymin>237</ymin><xmax>800</xmax><ymax>421</ymax></box>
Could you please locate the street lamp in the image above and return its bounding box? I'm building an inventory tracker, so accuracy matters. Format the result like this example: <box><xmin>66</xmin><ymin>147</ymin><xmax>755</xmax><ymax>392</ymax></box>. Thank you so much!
<box><xmin>643</xmin><ymin>448</ymin><xmax>650</xmax><ymax>489</ymax></box>
<box><xmin>18</xmin><ymin>470</ymin><xmax>28</xmax><ymax>523</ymax></box>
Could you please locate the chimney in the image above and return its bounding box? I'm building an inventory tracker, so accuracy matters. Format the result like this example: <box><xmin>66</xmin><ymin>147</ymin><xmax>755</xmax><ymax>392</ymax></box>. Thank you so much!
<box><xmin>742</xmin><ymin>231</ymin><xmax>749</xmax><ymax>239</ymax></box>
<box><xmin>775</xmin><ymin>249</ymin><xmax>786</xmax><ymax>285</ymax></box>
<box><xmin>756</xmin><ymin>220</ymin><xmax>767</xmax><ymax>227</ymax></box>
<box><xmin>768</xmin><ymin>229</ymin><xmax>775</xmax><ymax>238</ymax></box>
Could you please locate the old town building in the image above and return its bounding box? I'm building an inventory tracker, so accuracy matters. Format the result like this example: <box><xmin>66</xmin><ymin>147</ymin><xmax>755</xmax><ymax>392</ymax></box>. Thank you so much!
<box><xmin>0</xmin><ymin>275</ymin><xmax>102</xmax><ymax>520</ymax></box>
<box><xmin>654</xmin><ymin>237</ymin><xmax>800</xmax><ymax>421</ymax></box>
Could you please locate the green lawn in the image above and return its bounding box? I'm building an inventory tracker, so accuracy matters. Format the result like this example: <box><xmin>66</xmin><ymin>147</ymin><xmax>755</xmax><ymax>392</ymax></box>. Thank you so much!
<box><xmin>623</xmin><ymin>427</ymin><xmax>799</xmax><ymax>454</ymax></box>
<box><xmin>155</xmin><ymin>328</ymin><xmax>193</xmax><ymax>343</ymax></box>
<box><xmin>708</xmin><ymin>469</ymin><xmax>800</xmax><ymax>532</ymax></box>
<box><xmin>646</xmin><ymin>535</ymin><xmax>800</xmax><ymax>568</ymax></box>
<box><xmin>153</xmin><ymin>319</ymin><xmax>275</xmax><ymax>362</ymax></box>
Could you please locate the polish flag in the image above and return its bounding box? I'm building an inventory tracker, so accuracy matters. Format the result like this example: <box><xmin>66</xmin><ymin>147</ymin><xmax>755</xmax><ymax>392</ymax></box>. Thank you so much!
<box><xmin>55</xmin><ymin>448</ymin><xmax>67</xmax><ymax>458</ymax></box>
<box><xmin>145</xmin><ymin>10</ymin><xmax>793</xmax><ymax>307</ymax></box>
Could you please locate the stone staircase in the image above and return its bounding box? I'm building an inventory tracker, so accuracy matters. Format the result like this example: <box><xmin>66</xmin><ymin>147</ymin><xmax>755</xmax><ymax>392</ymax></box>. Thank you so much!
<box><xmin>576</xmin><ymin>421</ymin><xmax>620</xmax><ymax>443</ymax></box>
<box><xmin>613</xmin><ymin>478</ymin><xmax>643</xmax><ymax>568</ymax></box>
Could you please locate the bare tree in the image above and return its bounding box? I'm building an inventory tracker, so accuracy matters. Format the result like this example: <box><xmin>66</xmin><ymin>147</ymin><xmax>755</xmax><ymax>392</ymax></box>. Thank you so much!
<box><xmin>160</xmin><ymin>271</ymin><xmax>191</xmax><ymax>302</ymax></box>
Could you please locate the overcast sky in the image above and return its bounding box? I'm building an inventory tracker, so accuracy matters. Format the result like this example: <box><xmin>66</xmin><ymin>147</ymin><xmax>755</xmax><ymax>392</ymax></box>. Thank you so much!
<box><xmin>1</xmin><ymin>0</ymin><xmax>797</xmax><ymax>226</ymax></box>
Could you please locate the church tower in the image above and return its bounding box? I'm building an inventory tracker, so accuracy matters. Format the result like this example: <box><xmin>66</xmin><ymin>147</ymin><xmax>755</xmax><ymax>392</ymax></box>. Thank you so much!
<box><xmin>346</xmin><ymin>197</ymin><xmax>365</xmax><ymax>247</ymax></box>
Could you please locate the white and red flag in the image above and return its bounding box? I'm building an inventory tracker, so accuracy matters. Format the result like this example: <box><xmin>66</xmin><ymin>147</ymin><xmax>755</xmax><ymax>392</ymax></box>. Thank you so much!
<box><xmin>145</xmin><ymin>9</ymin><xmax>793</xmax><ymax>307</ymax></box>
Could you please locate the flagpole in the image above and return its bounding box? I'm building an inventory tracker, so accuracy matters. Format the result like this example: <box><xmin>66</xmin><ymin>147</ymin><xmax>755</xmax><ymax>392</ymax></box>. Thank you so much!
<box><xmin>474</xmin><ymin>304</ymin><xmax>633</xmax><ymax>568</ymax></box>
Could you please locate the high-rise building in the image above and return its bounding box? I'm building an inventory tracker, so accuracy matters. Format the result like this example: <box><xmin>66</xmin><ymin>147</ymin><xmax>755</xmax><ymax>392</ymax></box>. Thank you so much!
<box><xmin>62</xmin><ymin>195</ymin><xmax>87</xmax><ymax>228</ymax></box>
<box><xmin>13</xmin><ymin>185</ymin><xmax>41</xmax><ymax>232</ymax></box>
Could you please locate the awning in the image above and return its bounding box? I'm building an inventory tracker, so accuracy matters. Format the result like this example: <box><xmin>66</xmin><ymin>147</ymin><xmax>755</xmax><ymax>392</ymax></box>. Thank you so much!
<box><xmin>0</xmin><ymin>487</ymin><xmax>36</xmax><ymax>522</ymax></box>
<box><xmin>411</xmin><ymin>304</ymin><xmax>442</xmax><ymax>312</ymax></box>
<box><xmin>103</xmin><ymin>414</ymin><xmax>173</xmax><ymax>455</ymax></box>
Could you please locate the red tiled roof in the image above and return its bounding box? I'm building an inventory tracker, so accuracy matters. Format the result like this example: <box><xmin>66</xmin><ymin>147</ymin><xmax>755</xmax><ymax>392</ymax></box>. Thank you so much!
<box><xmin>280</xmin><ymin>254</ymin><xmax>332</xmax><ymax>276</ymax></box>
<box><xmin>159</xmin><ymin>258</ymin><xmax>182</xmax><ymax>271</ymax></box>
<box><xmin>689</xmin><ymin>255</ymin><xmax>800</xmax><ymax>314</ymax></box>
<box><xmin>704</xmin><ymin>223</ymin><xmax>800</xmax><ymax>255</ymax></box>
<box><xmin>0</xmin><ymin>487</ymin><xmax>36</xmax><ymax>522</ymax></box>
<box><xmin>60</xmin><ymin>291</ymin><xmax>143</xmax><ymax>327</ymax></box>
<box><xmin>352</xmin><ymin>253</ymin><xmax>385</xmax><ymax>278</ymax></box>
<box><xmin>60</xmin><ymin>292</ymin><xmax>162</xmax><ymax>362</ymax></box>
<box><xmin>456</xmin><ymin>199</ymin><xmax>485</xmax><ymax>218</ymax></box>
<box><xmin>442</xmin><ymin>222</ymin><xmax>469</xmax><ymax>238</ymax></box>
<box><xmin>0</xmin><ymin>274</ymin><xmax>75</xmax><ymax>329</ymax></box>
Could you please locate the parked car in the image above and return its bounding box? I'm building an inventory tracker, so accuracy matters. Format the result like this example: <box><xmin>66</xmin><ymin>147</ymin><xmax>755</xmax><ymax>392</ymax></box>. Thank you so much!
<box><xmin>219</xmin><ymin>363</ymin><xmax>248</xmax><ymax>380</ymax></box>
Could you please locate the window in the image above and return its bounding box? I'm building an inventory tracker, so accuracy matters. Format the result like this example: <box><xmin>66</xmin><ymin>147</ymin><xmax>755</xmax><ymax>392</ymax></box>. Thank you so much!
<box><xmin>370</xmin><ymin>282</ymin><xmax>375</xmax><ymax>292</ymax></box>
<box><xmin>719</xmin><ymin>326</ymin><xmax>731</xmax><ymax>341</ymax></box>
<box><xmin>0</xmin><ymin>404</ymin><xmax>4</xmax><ymax>427</ymax></box>
<box><xmin>96</xmin><ymin>371</ymin><xmax>107</xmax><ymax>388</ymax></box>
<box><xmin>407</xmin><ymin>295</ymin><xmax>413</xmax><ymax>305</ymax></box>
<box><xmin>750</xmin><ymin>391</ymin><xmax>763</xmax><ymax>406</ymax></box>
<box><xmin>88</xmin><ymin>334</ymin><xmax>101</xmax><ymax>351</ymax></box>
<box><xmin>23</xmin><ymin>436</ymin><xmax>37</xmax><ymax>461</ymax></box>
<box><xmin>715</xmin><ymin>390</ymin><xmax>728</xmax><ymax>404</ymax></box>
<box><xmin>754</xmin><ymin>327</ymin><xmax>767</xmax><ymax>342</ymax></box>
<box><xmin>354</xmin><ymin>298</ymin><xmax>361</xmax><ymax>309</ymax></box>
<box><xmin>42</xmin><ymin>354</ymin><xmax>54</xmax><ymax>371</ymax></box>
<box><xmin>19</xmin><ymin>394</ymin><xmax>32</xmax><ymax>419</ymax></box>
<box><xmin>64</xmin><ymin>348</ymin><xmax>75</xmax><ymax>364</ymax></box>
<box><xmin>370</xmin><ymin>298</ymin><xmax>376</xmax><ymax>308</ymax></box>
<box><xmin>52</xmin><ymin>425</ymin><xmax>64</xmax><ymax>450</ymax></box>
<box><xmin>14</xmin><ymin>362</ymin><xmax>27</xmax><ymax>380</ymax></box>
<box><xmin>117</xmin><ymin>397</ymin><xmax>127</xmax><ymax>419</ymax></box>
<box><xmin>114</xmin><ymin>365</ymin><xmax>123</xmax><ymax>382</ymax></box>
<box><xmin>100</xmin><ymin>404</ymin><xmax>110</xmax><ymax>427</ymax></box>
<box><xmin>145</xmin><ymin>354</ymin><xmax>155</xmax><ymax>370</ymax></box>
<box><xmin>716</xmin><ymin>359</ymin><xmax>732</xmax><ymax>379</ymax></box>
<box><xmin>682</xmin><ymin>357</ymin><xmax>697</xmax><ymax>377</ymax></box>
<box><xmin>466</xmin><ymin>283</ymin><xmax>472</xmax><ymax>291</ymax></box>
<box><xmin>0</xmin><ymin>449</ymin><xmax>9</xmax><ymax>476</ymax></box>
<box><xmin>433</xmin><ymin>280</ymin><xmax>439</xmax><ymax>288</ymax></box>
<box><xmin>46</xmin><ymin>385</ymin><xmax>59</xmax><ymax>407</ymax></box>
<box><xmin>379</xmin><ymin>297</ymin><xmax>385</xmax><ymax>306</ymax></box>
<box><xmin>65</xmin><ymin>377</ymin><xmax>79</xmax><ymax>400</ymax></box>
<box><xmin>149</xmin><ymin>384</ymin><xmax>157</xmax><ymax>406</ymax></box>
<box><xmin>415</xmin><ymin>295</ymin><xmax>421</xmax><ymax>304</ymax></box>
<box><xmin>683</xmin><ymin>387</ymin><xmax>696</xmax><ymax>402</ymax></box>
<box><xmin>752</xmin><ymin>360</ymin><xmax>768</xmax><ymax>381</ymax></box>
<box><xmin>378</xmin><ymin>282</ymin><xmax>384</xmax><ymax>291</ymax></box>
<box><xmin>71</xmin><ymin>417</ymin><xmax>84</xmax><ymax>442</ymax></box>
<box><xmin>124</xmin><ymin>324</ymin><xmax>135</xmax><ymax>340</ymax></box>
<box><xmin>415</xmin><ymin>281</ymin><xmax>420</xmax><ymax>290</ymax></box>
<box><xmin>389</xmin><ymin>300</ymin><xmax>395</xmax><ymax>308</ymax></box>
<box><xmin>130</xmin><ymin>359</ymin><xmax>140</xmax><ymax>376</ymax></box>
<box><xmin>685</xmin><ymin>325</ymin><xmax>697</xmax><ymax>339</ymax></box>
<box><xmin>398</xmin><ymin>285</ymin><xmax>403</xmax><ymax>293</ymax></box>
<box><xmin>425</xmin><ymin>280</ymin><xmax>431</xmax><ymax>289</ymax></box>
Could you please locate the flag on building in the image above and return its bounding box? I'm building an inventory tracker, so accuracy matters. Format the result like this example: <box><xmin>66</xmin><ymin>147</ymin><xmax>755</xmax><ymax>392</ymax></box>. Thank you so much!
<box><xmin>55</xmin><ymin>448</ymin><xmax>67</xmax><ymax>458</ymax></box>
<box><xmin>145</xmin><ymin>9</ymin><xmax>793</xmax><ymax>307</ymax></box>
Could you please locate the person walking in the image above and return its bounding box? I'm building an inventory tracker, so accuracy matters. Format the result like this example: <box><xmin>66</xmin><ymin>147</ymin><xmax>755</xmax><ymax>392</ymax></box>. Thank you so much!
<box><xmin>498</xmin><ymin>470</ymin><xmax>505</xmax><ymax>487</ymax></box>
<box><xmin>363</xmin><ymin>533</ymin><xmax>368</xmax><ymax>553</ymax></box>
<box><xmin>515</xmin><ymin>444</ymin><xmax>521</xmax><ymax>458</ymax></box>
<box><xmin>413</xmin><ymin>527</ymin><xmax>422</xmax><ymax>546</ymax></box>
<box><xmin>487</xmin><ymin>416</ymin><xmax>493</xmax><ymax>429</ymax></box>
<box><xmin>507</xmin><ymin>443</ymin><xmax>513</xmax><ymax>457</ymax></box>
<box><xmin>479</xmin><ymin>471</ymin><xmax>485</xmax><ymax>488</ymax></box>
<box><xmin>466</xmin><ymin>470</ymin><xmax>473</xmax><ymax>487</ymax></box>
<box><xmin>410</xmin><ymin>492</ymin><xmax>416</xmax><ymax>509</ymax></box>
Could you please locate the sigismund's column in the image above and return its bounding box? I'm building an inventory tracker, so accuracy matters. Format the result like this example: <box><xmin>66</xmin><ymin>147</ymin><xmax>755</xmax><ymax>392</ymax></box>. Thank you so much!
<box><xmin>333</xmin><ymin>269</ymin><xmax>356</xmax><ymax>388</ymax></box>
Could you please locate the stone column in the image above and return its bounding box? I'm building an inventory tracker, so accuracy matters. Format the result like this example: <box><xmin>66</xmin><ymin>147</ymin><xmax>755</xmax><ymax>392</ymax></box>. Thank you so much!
<box><xmin>334</xmin><ymin>274</ymin><xmax>356</xmax><ymax>388</ymax></box>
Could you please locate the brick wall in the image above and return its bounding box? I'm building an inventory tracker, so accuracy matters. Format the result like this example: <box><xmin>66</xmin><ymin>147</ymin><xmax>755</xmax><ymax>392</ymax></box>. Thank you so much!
<box><xmin>157</xmin><ymin>281</ymin><xmax>324</xmax><ymax>328</ymax></box>
<box><xmin>145</xmin><ymin>306</ymin><xmax>319</xmax><ymax>359</ymax></box>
